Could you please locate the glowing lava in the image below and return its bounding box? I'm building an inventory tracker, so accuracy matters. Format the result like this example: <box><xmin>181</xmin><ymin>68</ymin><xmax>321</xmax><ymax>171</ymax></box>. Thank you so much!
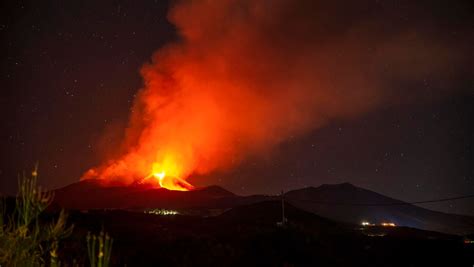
<box><xmin>151</xmin><ymin>172</ymin><xmax>194</xmax><ymax>191</ymax></box>
<box><xmin>148</xmin><ymin>161</ymin><xmax>194</xmax><ymax>191</ymax></box>
<box><xmin>154</xmin><ymin>171</ymin><xmax>166</xmax><ymax>181</ymax></box>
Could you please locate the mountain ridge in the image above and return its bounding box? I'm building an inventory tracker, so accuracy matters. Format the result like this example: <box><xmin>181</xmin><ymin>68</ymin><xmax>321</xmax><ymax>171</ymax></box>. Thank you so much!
<box><xmin>52</xmin><ymin>180</ymin><xmax>474</xmax><ymax>235</ymax></box>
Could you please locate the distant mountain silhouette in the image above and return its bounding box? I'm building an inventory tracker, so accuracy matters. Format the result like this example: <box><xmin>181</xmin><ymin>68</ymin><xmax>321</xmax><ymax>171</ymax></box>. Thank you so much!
<box><xmin>284</xmin><ymin>183</ymin><xmax>474</xmax><ymax>235</ymax></box>
<box><xmin>52</xmin><ymin>180</ymin><xmax>474</xmax><ymax>235</ymax></box>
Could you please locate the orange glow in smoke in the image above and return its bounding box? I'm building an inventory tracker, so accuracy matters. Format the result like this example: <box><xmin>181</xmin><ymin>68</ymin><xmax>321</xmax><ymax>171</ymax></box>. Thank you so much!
<box><xmin>81</xmin><ymin>1</ymin><xmax>463</xmax><ymax>191</ymax></box>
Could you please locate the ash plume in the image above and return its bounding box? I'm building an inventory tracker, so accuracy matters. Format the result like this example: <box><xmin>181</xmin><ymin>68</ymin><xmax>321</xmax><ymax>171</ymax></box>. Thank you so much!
<box><xmin>83</xmin><ymin>0</ymin><xmax>472</xmax><ymax>186</ymax></box>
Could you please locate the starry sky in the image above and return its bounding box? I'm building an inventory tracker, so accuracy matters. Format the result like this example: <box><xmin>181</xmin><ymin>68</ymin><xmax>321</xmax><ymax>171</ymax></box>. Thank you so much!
<box><xmin>1</xmin><ymin>0</ymin><xmax>473</xmax><ymax>215</ymax></box>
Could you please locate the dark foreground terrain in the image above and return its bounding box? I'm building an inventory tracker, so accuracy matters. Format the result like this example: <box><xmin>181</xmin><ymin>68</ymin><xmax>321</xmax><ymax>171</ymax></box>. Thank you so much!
<box><xmin>54</xmin><ymin>201</ymin><xmax>474</xmax><ymax>267</ymax></box>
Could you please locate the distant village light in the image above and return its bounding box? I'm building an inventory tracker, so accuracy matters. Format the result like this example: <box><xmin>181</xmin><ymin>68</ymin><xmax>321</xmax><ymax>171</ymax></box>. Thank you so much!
<box><xmin>361</xmin><ymin>221</ymin><xmax>396</xmax><ymax>227</ymax></box>
<box><xmin>145</xmin><ymin>209</ymin><xmax>179</xmax><ymax>216</ymax></box>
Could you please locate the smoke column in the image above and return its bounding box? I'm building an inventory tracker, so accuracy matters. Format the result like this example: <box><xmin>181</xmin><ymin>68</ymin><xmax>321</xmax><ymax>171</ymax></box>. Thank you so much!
<box><xmin>83</xmin><ymin>0</ymin><xmax>471</xmax><ymax>189</ymax></box>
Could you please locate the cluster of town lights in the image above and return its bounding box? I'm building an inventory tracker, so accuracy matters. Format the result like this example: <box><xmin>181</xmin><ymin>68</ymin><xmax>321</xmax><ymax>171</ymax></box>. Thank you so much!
<box><xmin>361</xmin><ymin>221</ymin><xmax>396</xmax><ymax>227</ymax></box>
<box><xmin>145</xmin><ymin>209</ymin><xmax>179</xmax><ymax>216</ymax></box>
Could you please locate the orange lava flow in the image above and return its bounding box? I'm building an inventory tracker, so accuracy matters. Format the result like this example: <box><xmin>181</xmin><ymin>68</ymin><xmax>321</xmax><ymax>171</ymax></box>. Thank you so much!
<box><xmin>148</xmin><ymin>160</ymin><xmax>194</xmax><ymax>191</ymax></box>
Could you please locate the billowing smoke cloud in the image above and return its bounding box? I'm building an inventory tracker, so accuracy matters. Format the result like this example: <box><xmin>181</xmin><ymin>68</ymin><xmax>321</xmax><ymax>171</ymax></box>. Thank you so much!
<box><xmin>83</xmin><ymin>0</ymin><xmax>472</xmax><ymax>188</ymax></box>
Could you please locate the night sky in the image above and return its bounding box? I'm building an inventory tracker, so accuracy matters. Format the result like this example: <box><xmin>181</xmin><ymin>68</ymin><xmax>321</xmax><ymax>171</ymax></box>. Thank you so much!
<box><xmin>1</xmin><ymin>1</ymin><xmax>473</xmax><ymax>215</ymax></box>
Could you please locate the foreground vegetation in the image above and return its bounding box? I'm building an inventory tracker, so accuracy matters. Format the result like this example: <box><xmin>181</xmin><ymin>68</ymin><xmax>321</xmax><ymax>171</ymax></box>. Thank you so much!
<box><xmin>0</xmin><ymin>167</ymin><xmax>113</xmax><ymax>266</ymax></box>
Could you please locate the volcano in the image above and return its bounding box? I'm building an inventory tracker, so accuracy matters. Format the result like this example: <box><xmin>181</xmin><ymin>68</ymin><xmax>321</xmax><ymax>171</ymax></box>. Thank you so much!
<box><xmin>52</xmin><ymin>181</ymin><xmax>474</xmax><ymax>235</ymax></box>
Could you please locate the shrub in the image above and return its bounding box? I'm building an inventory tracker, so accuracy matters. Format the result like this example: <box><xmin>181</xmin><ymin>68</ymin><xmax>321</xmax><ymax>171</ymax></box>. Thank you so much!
<box><xmin>0</xmin><ymin>166</ymin><xmax>73</xmax><ymax>266</ymax></box>
<box><xmin>86</xmin><ymin>230</ymin><xmax>113</xmax><ymax>267</ymax></box>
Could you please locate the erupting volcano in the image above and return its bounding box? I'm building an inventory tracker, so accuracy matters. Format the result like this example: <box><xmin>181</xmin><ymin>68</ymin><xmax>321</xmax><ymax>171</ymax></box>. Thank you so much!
<box><xmin>81</xmin><ymin>0</ymin><xmax>468</xmax><ymax>191</ymax></box>
<box><xmin>83</xmin><ymin>150</ymin><xmax>198</xmax><ymax>191</ymax></box>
